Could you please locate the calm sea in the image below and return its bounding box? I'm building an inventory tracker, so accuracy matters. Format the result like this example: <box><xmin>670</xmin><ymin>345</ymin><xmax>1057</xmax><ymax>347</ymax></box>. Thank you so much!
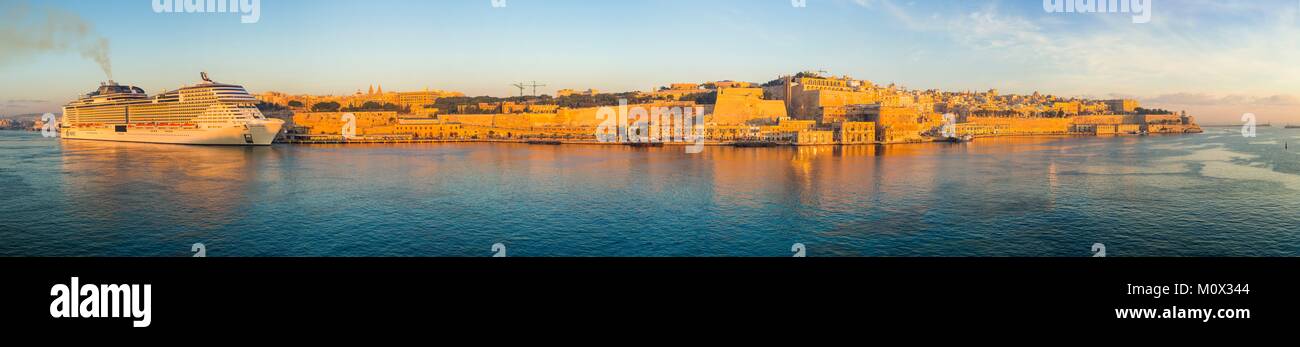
<box><xmin>2</xmin><ymin>128</ymin><xmax>1298</xmax><ymax>256</ymax></box>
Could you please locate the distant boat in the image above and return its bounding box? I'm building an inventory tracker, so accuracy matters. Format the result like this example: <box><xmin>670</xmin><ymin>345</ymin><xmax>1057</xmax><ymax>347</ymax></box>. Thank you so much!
<box><xmin>625</xmin><ymin>142</ymin><xmax>664</xmax><ymax>147</ymax></box>
<box><xmin>1285</xmin><ymin>124</ymin><xmax>1300</xmax><ymax>129</ymax></box>
<box><xmin>942</xmin><ymin>134</ymin><xmax>975</xmax><ymax>143</ymax></box>
<box><xmin>733</xmin><ymin>140</ymin><xmax>779</xmax><ymax>147</ymax></box>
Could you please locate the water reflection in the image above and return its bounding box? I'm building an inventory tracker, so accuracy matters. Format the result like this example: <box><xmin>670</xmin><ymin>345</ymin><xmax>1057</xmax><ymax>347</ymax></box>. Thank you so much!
<box><xmin>60</xmin><ymin>140</ymin><xmax>282</xmax><ymax>233</ymax></box>
<box><xmin>0</xmin><ymin>129</ymin><xmax>1291</xmax><ymax>256</ymax></box>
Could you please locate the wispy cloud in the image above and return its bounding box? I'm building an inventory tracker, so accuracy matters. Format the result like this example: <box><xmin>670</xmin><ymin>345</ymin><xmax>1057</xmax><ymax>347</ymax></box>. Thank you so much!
<box><xmin>1146</xmin><ymin>93</ymin><xmax>1300</xmax><ymax>106</ymax></box>
<box><xmin>849</xmin><ymin>0</ymin><xmax>1300</xmax><ymax>121</ymax></box>
<box><xmin>5</xmin><ymin>99</ymin><xmax>48</xmax><ymax>104</ymax></box>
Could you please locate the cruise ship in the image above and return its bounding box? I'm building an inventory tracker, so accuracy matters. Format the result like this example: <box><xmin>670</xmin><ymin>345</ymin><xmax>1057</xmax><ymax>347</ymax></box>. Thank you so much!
<box><xmin>60</xmin><ymin>73</ymin><xmax>283</xmax><ymax>145</ymax></box>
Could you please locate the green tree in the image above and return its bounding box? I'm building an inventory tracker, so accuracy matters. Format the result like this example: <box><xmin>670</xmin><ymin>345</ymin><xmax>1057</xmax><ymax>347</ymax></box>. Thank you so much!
<box><xmin>1135</xmin><ymin>107</ymin><xmax>1172</xmax><ymax>115</ymax></box>
<box><xmin>678</xmin><ymin>91</ymin><xmax>718</xmax><ymax>105</ymax></box>
<box><xmin>311</xmin><ymin>101</ymin><xmax>341</xmax><ymax>112</ymax></box>
<box><xmin>342</xmin><ymin>101</ymin><xmax>409</xmax><ymax>113</ymax></box>
<box><xmin>256</xmin><ymin>101</ymin><xmax>287</xmax><ymax>112</ymax></box>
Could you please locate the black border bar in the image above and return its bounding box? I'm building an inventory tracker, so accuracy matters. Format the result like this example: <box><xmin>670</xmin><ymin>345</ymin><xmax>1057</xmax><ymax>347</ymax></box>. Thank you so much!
<box><xmin>3</xmin><ymin>258</ymin><xmax>1293</xmax><ymax>333</ymax></box>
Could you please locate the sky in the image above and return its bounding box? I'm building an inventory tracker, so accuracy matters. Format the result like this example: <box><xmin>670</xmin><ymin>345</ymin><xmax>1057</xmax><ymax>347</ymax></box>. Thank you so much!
<box><xmin>1</xmin><ymin>0</ymin><xmax>1297</xmax><ymax>124</ymax></box>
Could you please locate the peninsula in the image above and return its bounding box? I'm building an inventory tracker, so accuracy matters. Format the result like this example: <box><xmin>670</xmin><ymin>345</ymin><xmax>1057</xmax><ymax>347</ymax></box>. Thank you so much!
<box><xmin>254</xmin><ymin>71</ymin><xmax>1202</xmax><ymax>146</ymax></box>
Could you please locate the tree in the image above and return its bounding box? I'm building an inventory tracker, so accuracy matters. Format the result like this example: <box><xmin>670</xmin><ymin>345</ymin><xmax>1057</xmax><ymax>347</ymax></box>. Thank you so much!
<box><xmin>311</xmin><ymin>101</ymin><xmax>341</xmax><ymax>112</ymax></box>
<box><xmin>288</xmin><ymin>100</ymin><xmax>304</xmax><ymax>108</ymax></box>
<box><xmin>555</xmin><ymin>92</ymin><xmax>651</xmax><ymax>108</ymax></box>
<box><xmin>678</xmin><ymin>91</ymin><xmax>718</xmax><ymax>105</ymax></box>
<box><xmin>794</xmin><ymin>71</ymin><xmax>822</xmax><ymax>78</ymax></box>
<box><xmin>432</xmin><ymin>96</ymin><xmax>504</xmax><ymax>114</ymax></box>
<box><xmin>340</xmin><ymin>101</ymin><xmax>407</xmax><ymax>113</ymax></box>
<box><xmin>256</xmin><ymin>101</ymin><xmax>287</xmax><ymax>112</ymax></box>
<box><xmin>1135</xmin><ymin>107</ymin><xmax>1173</xmax><ymax>115</ymax></box>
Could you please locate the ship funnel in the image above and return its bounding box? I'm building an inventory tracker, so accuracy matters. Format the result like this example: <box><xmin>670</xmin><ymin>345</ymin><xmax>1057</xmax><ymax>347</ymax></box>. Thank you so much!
<box><xmin>201</xmin><ymin>71</ymin><xmax>213</xmax><ymax>83</ymax></box>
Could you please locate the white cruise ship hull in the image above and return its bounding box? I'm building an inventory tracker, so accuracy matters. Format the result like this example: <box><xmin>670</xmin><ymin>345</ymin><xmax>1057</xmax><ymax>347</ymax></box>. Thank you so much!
<box><xmin>61</xmin><ymin>119</ymin><xmax>284</xmax><ymax>146</ymax></box>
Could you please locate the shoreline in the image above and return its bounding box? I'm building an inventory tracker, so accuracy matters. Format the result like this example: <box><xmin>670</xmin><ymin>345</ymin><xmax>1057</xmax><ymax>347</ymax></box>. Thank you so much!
<box><xmin>273</xmin><ymin>132</ymin><xmax>1204</xmax><ymax>147</ymax></box>
<box><xmin>0</xmin><ymin>129</ymin><xmax>1210</xmax><ymax>147</ymax></box>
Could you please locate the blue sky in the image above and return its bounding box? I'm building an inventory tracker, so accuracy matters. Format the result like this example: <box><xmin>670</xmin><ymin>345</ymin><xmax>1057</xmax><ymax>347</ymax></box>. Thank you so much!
<box><xmin>2</xmin><ymin>0</ymin><xmax>1298</xmax><ymax>123</ymax></box>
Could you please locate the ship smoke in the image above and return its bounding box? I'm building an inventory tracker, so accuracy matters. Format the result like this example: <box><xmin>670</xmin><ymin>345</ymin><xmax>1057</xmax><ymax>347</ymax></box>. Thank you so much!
<box><xmin>0</xmin><ymin>1</ymin><xmax>113</xmax><ymax>79</ymax></box>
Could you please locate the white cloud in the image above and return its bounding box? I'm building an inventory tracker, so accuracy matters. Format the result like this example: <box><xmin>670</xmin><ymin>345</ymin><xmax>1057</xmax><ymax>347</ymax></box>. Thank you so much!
<box><xmin>855</xmin><ymin>0</ymin><xmax>1300</xmax><ymax>96</ymax></box>
<box><xmin>849</xmin><ymin>0</ymin><xmax>1300</xmax><ymax>122</ymax></box>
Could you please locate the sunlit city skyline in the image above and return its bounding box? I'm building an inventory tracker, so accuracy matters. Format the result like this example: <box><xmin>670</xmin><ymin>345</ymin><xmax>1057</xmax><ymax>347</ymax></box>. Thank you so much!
<box><xmin>1</xmin><ymin>0</ymin><xmax>1298</xmax><ymax>123</ymax></box>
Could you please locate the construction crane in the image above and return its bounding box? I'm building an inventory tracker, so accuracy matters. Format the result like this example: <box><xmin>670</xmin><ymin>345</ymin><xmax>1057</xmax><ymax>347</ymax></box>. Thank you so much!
<box><xmin>511</xmin><ymin>81</ymin><xmax>547</xmax><ymax>97</ymax></box>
